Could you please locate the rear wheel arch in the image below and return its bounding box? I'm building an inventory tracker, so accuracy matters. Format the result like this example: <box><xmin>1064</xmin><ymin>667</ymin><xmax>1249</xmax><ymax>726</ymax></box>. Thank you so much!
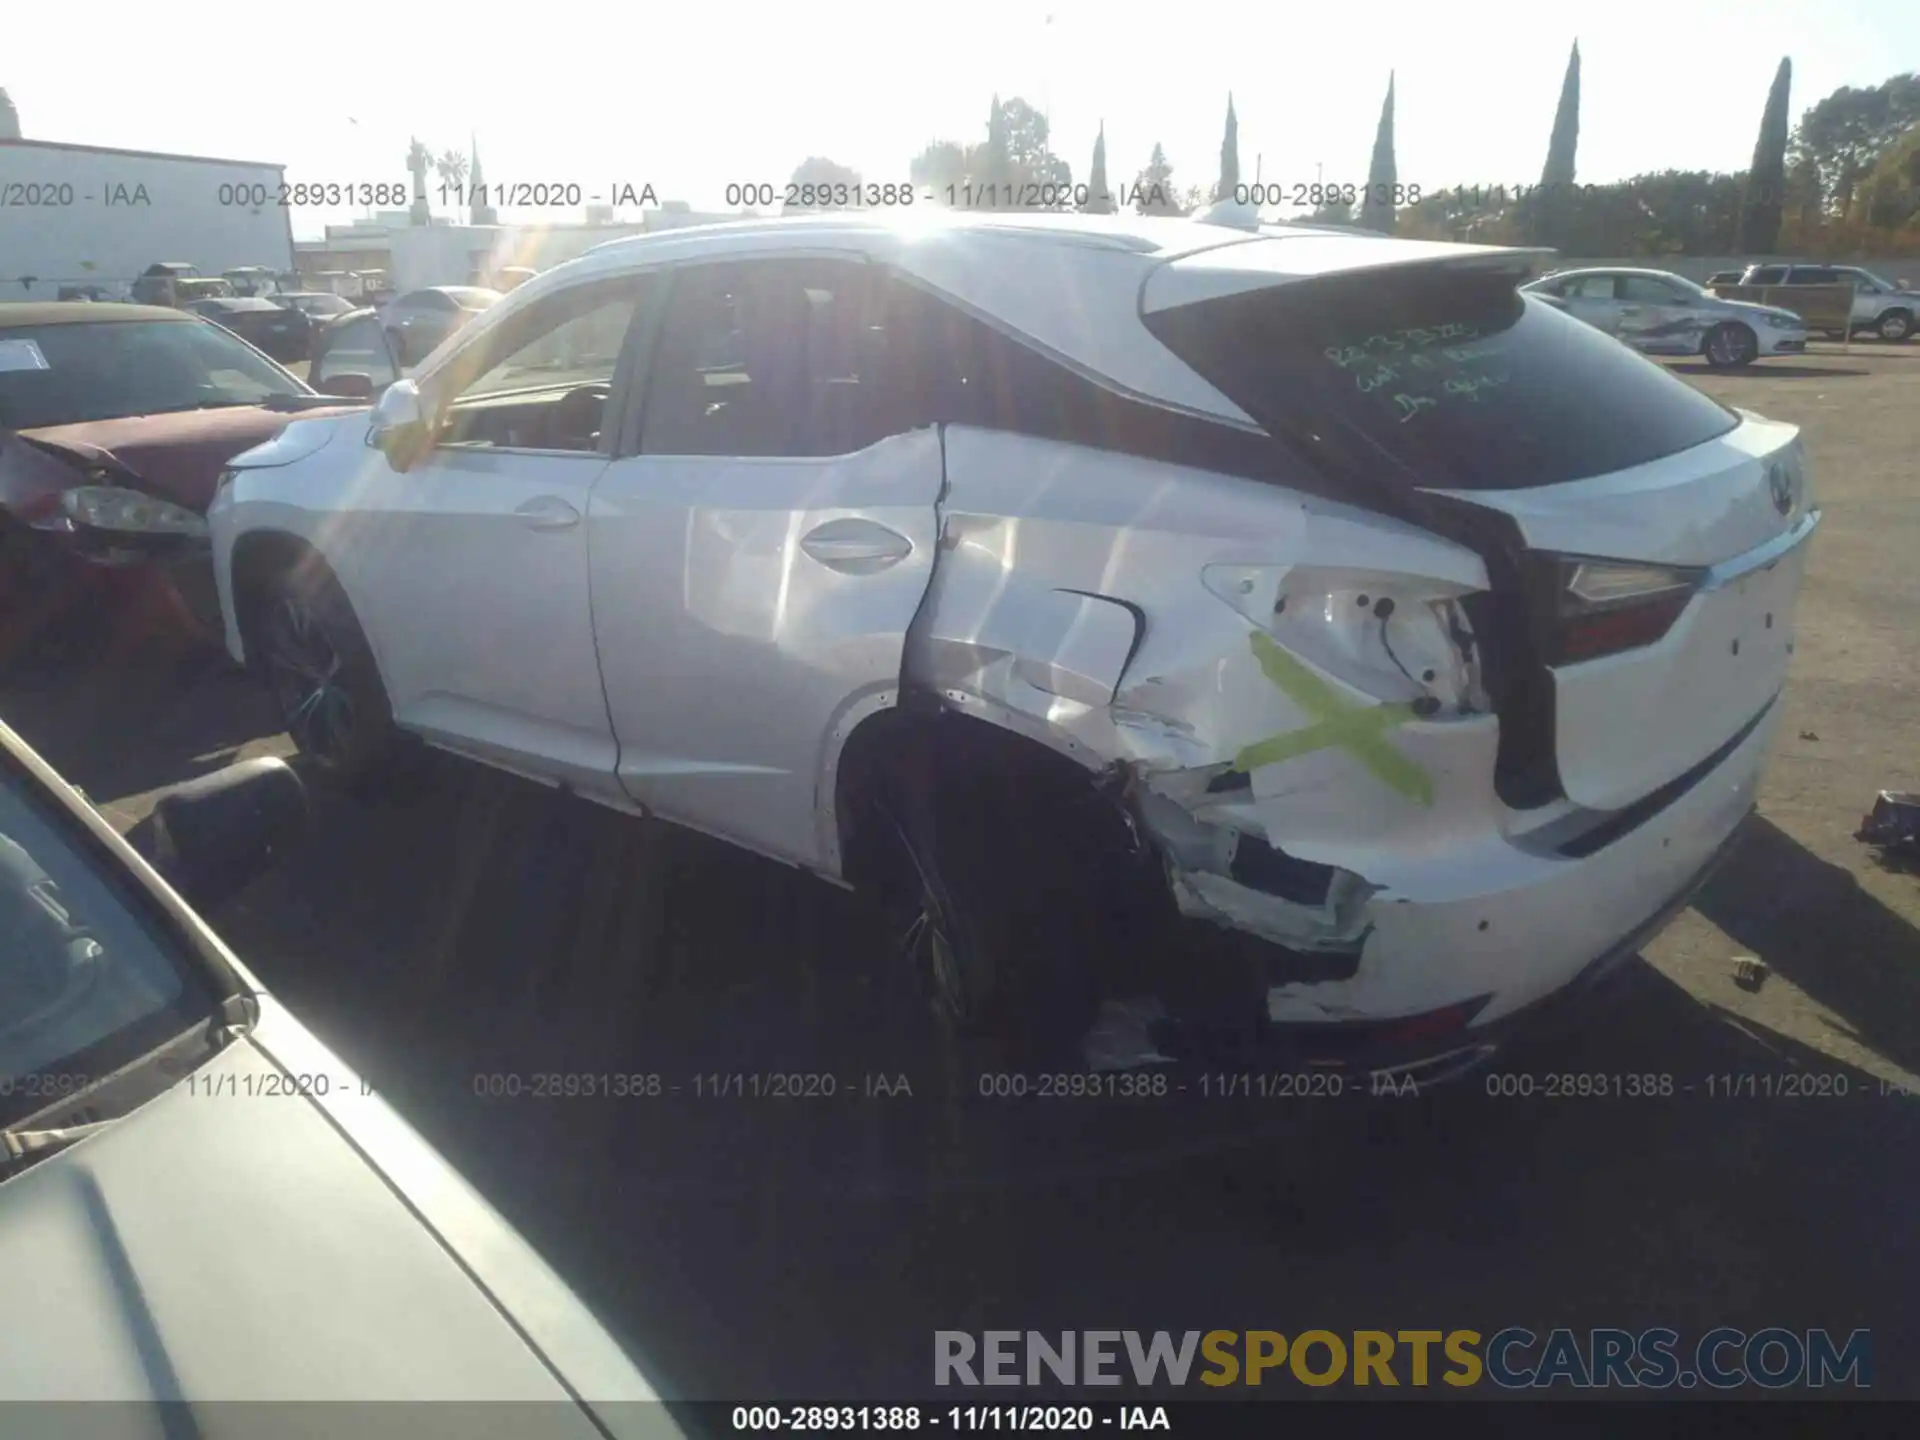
<box><xmin>832</xmin><ymin>701</ymin><xmax>1126</xmax><ymax>890</ymax></box>
<box><xmin>829</xmin><ymin>700</ymin><xmax>1156</xmax><ymax>1056</ymax></box>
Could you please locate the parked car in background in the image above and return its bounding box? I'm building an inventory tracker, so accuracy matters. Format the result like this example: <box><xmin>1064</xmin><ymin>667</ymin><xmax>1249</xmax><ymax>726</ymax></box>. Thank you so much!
<box><xmin>306</xmin><ymin>307</ymin><xmax>403</xmax><ymax>399</ymax></box>
<box><xmin>185</xmin><ymin>295</ymin><xmax>313</xmax><ymax>363</ymax></box>
<box><xmin>209</xmin><ymin>212</ymin><xmax>1816</xmax><ymax>1083</ymax></box>
<box><xmin>173</xmin><ymin>278</ymin><xmax>236</xmax><ymax>305</ymax></box>
<box><xmin>378</xmin><ymin>286</ymin><xmax>502</xmax><ymax>364</ymax></box>
<box><xmin>271</xmin><ymin>290</ymin><xmax>356</xmax><ymax>325</ymax></box>
<box><xmin>0</xmin><ymin>717</ymin><xmax>674</xmax><ymax>1421</ymax></box>
<box><xmin>130</xmin><ymin>262</ymin><xmax>199</xmax><ymax>306</ymax></box>
<box><xmin>221</xmin><ymin>266</ymin><xmax>295</xmax><ymax>298</ymax></box>
<box><xmin>1523</xmin><ymin>267</ymin><xmax>1807</xmax><ymax>367</ymax></box>
<box><xmin>1735</xmin><ymin>262</ymin><xmax>1918</xmax><ymax>341</ymax></box>
<box><xmin>0</xmin><ymin>303</ymin><xmax>355</xmax><ymax>672</ymax></box>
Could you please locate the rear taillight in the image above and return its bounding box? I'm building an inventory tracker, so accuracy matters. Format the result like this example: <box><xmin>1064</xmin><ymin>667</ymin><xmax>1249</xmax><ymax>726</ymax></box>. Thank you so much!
<box><xmin>1547</xmin><ymin>557</ymin><xmax>1705</xmax><ymax>665</ymax></box>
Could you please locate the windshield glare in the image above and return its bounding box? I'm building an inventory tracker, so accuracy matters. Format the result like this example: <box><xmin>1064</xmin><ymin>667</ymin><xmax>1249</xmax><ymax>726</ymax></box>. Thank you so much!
<box><xmin>0</xmin><ymin>320</ymin><xmax>306</xmax><ymax>430</ymax></box>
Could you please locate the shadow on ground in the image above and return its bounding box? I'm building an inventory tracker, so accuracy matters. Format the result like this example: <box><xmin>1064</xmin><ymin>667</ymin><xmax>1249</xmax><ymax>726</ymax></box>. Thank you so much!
<box><xmin>1692</xmin><ymin>814</ymin><xmax>1920</xmax><ymax>1077</ymax></box>
<box><xmin>7</xmin><ymin>660</ymin><xmax>1918</xmax><ymax>1401</ymax></box>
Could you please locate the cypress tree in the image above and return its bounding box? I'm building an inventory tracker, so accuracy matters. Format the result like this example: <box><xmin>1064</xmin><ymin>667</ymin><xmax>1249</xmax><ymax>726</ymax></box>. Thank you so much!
<box><xmin>1358</xmin><ymin>73</ymin><xmax>1397</xmax><ymax>234</ymax></box>
<box><xmin>1739</xmin><ymin>58</ymin><xmax>1793</xmax><ymax>253</ymax></box>
<box><xmin>1533</xmin><ymin>40</ymin><xmax>1582</xmax><ymax>248</ymax></box>
<box><xmin>1085</xmin><ymin>123</ymin><xmax>1115</xmax><ymax>213</ymax></box>
<box><xmin>1218</xmin><ymin>95</ymin><xmax>1240</xmax><ymax>201</ymax></box>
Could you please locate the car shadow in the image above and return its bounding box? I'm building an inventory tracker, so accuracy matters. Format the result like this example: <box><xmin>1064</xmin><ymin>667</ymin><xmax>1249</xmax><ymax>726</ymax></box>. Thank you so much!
<box><xmin>1690</xmin><ymin>813</ymin><xmax>1920</xmax><ymax>1079</ymax></box>
<box><xmin>0</xmin><ymin>645</ymin><xmax>283</xmax><ymax>807</ymax></box>
<box><xmin>16</xmin><ymin>660</ymin><xmax>1920</xmax><ymax>1399</ymax></box>
<box><xmin>1664</xmin><ymin>361</ymin><xmax>1869</xmax><ymax>378</ymax></box>
<box><xmin>217</xmin><ymin>777</ymin><xmax>1920</xmax><ymax>1401</ymax></box>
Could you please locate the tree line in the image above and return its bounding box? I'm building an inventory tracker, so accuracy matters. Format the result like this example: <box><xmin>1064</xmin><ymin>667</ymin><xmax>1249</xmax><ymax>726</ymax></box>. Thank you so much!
<box><xmin>785</xmin><ymin>60</ymin><xmax>1920</xmax><ymax>259</ymax></box>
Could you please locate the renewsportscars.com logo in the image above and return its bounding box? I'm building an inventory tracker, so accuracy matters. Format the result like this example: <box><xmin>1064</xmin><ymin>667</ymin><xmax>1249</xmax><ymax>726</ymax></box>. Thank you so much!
<box><xmin>934</xmin><ymin>1329</ymin><xmax>1872</xmax><ymax>1390</ymax></box>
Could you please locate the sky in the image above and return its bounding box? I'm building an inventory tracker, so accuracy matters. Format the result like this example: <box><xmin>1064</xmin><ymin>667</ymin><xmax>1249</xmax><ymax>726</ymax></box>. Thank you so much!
<box><xmin>6</xmin><ymin>0</ymin><xmax>1919</xmax><ymax>241</ymax></box>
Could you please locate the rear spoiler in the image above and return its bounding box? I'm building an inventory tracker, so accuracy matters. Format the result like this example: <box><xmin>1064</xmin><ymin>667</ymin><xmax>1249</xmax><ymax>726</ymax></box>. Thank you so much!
<box><xmin>1142</xmin><ymin>237</ymin><xmax>1561</xmax><ymax>314</ymax></box>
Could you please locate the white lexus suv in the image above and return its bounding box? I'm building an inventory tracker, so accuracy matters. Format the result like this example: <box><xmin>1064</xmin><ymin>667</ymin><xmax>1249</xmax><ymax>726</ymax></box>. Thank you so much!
<box><xmin>206</xmin><ymin>209</ymin><xmax>1818</xmax><ymax>1082</ymax></box>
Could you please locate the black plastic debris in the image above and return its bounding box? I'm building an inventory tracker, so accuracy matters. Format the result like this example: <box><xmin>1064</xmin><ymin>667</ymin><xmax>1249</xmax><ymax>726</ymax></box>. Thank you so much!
<box><xmin>1855</xmin><ymin>791</ymin><xmax>1920</xmax><ymax>859</ymax></box>
<box><xmin>1732</xmin><ymin>956</ymin><xmax>1769</xmax><ymax>992</ymax></box>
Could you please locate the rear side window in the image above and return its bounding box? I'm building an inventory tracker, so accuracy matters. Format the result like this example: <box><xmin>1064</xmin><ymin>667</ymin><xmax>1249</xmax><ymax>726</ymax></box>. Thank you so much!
<box><xmin>1746</xmin><ymin>267</ymin><xmax>1787</xmax><ymax>285</ymax></box>
<box><xmin>1143</xmin><ymin>266</ymin><xmax>1739</xmax><ymax>492</ymax></box>
<box><xmin>879</xmin><ymin>278</ymin><xmax>1288</xmax><ymax>483</ymax></box>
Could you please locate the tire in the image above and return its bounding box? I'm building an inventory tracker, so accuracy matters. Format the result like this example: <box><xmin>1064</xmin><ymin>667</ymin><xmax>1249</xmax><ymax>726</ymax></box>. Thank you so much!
<box><xmin>247</xmin><ymin>561</ymin><xmax>401</xmax><ymax>792</ymax></box>
<box><xmin>1703</xmin><ymin>322</ymin><xmax>1758</xmax><ymax>369</ymax></box>
<box><xmin>871</xmin><ymin>738</ymin><xmax>1128</xmax><ymax>1068</ymax></box>
<box><xmin>1876</xmin><ymin>309</ymin><xmax>1913</xmax><ymax>342</ymax></box>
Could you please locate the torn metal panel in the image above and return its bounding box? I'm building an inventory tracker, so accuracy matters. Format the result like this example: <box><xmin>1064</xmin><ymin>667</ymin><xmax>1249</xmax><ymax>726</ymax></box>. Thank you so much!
<box><xmin>905</xmin><ymin>508</ymin><xmax>1143</xmax><ymax>753</ymax></box>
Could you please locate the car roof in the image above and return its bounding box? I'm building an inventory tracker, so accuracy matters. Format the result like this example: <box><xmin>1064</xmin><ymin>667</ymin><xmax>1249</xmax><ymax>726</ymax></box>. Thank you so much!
<box><xmin>434</xmin><ymin>210</ymin><xmax>1534</xmax><ymax>428</ymax></box>
<box><xmin>1540</xmin><ymin>266</ymin><xmax>1690</xmax><ymax>280</ymax></box>
<box><xmin>0</xmin><ymin>302</ymin><xmax>193</xmax><ymax>327</ymax></box>
<box><xmin>584</xmin><ymin>209</ymin><xmax>1267</xmax><ymax>263</ymax></box>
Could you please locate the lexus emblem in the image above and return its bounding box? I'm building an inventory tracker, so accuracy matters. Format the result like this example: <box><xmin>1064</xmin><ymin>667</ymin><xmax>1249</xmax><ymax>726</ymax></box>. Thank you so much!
<box><xmin>1768</xmin><ymin>462</ymin><xmax>1796</xmax><ymax>516</ymax></box>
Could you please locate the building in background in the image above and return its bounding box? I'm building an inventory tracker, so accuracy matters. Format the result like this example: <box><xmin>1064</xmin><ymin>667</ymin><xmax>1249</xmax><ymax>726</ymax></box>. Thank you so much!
<box><xmin>0</xmin><ymin>138</ymin><xmax>293</xmax><ymax>302</ymax></box>
<box><xmin>296</xmin><ymin>200</ymin><xmax>733</xmax><ymax>293</ymax></box>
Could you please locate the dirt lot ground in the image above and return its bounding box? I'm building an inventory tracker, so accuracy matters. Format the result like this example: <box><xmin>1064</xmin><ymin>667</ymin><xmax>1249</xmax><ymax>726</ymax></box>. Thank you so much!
<box><xmin>4</xmin><ymin>343</ymin><xmax>1918</xmax><ymax>1400</ymax></box>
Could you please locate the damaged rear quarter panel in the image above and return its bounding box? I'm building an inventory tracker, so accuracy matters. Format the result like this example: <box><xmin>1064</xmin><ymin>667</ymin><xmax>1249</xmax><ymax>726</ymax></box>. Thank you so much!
<box><xmin>907</xmin><ymin>428</ymin><xmax>1511</xmax><ymax>926</ymax></box>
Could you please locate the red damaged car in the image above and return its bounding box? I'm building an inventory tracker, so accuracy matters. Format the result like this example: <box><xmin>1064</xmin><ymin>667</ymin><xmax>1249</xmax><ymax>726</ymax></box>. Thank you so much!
<box><xmin>0</xmin><ymin>303</ymin><xmax>363</xmax><ymax>673</ymax></box>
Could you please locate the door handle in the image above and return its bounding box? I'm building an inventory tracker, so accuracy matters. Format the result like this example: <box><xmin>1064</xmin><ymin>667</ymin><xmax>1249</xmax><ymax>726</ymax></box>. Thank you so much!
<box><xmin>514</xmin><ymin>496</ymin><xmax>581</xmax><ymax>531</ymax></box>
<box><xmin>800</xmin><ymin>519</ymin><xmax>913</xmax><ymax>573</ymax></box>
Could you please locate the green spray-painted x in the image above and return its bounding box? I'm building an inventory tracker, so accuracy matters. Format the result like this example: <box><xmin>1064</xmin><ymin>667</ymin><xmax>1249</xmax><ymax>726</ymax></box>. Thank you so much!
<box><xmin>1232</xmin><ymin>631</ymin><xmax>1436</xmax><ymax>807</ymax></box>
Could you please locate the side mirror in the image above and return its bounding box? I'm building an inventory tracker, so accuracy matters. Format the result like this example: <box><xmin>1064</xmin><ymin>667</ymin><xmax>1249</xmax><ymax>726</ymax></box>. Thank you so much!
<box><xmin>369</xmin><ymin>377</ymin><xmax>429</xmax><ymax>470</ymax></box>
<box><xmin>126</xmin><ymin>757</ymin><xmax>308</xmax><ymax>912</ymax></box>
<box><xmin>322</xmin><ymin>371</ymin><xmax>375</xmax><ymax>400</ymax></box>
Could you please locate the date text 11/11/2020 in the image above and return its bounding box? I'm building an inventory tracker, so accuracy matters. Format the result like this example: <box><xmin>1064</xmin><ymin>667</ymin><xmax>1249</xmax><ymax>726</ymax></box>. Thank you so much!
<box><xmin>722</xmin><ymin>181</ymin><xmax>1411</xmax><ymax>211</ymax></box>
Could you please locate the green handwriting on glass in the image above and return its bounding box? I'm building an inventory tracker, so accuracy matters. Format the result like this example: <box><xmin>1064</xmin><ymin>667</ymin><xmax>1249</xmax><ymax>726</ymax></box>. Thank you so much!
<box><xmin>1323</xmin><ymin>323</ymin><xmax>1482</xmax><ymax>370</ymax></box>
<box><xmin>1392</xmin><ymin>372</ymin><xmax>1511</xmax><ymax>422</ymax></box>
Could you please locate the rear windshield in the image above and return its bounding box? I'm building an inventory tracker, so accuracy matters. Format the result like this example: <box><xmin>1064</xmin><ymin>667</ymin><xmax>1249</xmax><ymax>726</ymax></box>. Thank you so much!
<box><xmin>1145</xmin><ymin>265</ymin><xmax>1740</xmax><ymax>491</ymax></box>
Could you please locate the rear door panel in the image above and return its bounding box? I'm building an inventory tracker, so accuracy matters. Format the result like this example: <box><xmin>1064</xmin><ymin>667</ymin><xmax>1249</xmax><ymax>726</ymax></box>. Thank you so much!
<box><xmin>588</xmin><ymin>432</ymin><xmax>945</xmax><ymax>869</ymax></box>
<box><xmin>585</xmin><ymin>257</ymin><xmax>944</xmax><ymax>873</ymax></box>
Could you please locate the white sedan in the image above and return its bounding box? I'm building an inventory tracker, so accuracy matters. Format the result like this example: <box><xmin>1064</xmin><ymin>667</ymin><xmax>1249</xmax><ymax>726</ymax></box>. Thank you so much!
<box><xmin>1523</xmin><ymin>266</ymin><xmax>1810</xmax><ymax>368</ymax></box>
<box><xmin>203</xmin><ymin>209</ymin><xmax>1818</xmax><ymax>1083</ymax></box>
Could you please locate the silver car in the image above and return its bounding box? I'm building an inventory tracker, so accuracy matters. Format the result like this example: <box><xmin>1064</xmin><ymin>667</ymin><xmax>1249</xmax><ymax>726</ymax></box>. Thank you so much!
<box><xmin>1522</xmin><ymin>267</ymin><xmax>1808</xmax><ymax>368</ymax></box>
<box><xmin>377</xmin><ymin>285</ymin><xmax>502</xmax><ymax>365</ymax></box>
<box><xmin>0</xmin><ymin>722</ymin><xmax>674</xmax><ymax>1424</ymax></box>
